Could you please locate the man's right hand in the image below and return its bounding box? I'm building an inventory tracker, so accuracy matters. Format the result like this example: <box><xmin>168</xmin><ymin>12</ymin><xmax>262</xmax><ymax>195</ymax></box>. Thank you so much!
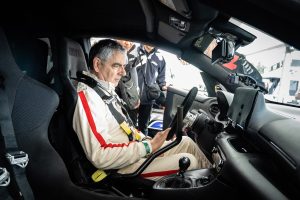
<box><xmin>150</xmin><ymin>128</ymin><xmax>170</xmax><ymax>153</ymax></box>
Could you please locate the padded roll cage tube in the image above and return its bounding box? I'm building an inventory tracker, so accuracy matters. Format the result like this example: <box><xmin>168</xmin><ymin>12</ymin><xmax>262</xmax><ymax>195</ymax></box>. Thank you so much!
<box><xmin>111</xmin><ymin>106</ymin><xmax>183</xmax><ymax>179</ymax></box>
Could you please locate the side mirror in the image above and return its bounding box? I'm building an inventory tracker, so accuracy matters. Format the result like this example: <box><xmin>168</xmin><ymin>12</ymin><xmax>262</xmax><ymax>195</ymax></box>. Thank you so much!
<box><xmin>212</xmin><ymin>39</ymin><xmax>235</xmax><ymax>65</ymax></box>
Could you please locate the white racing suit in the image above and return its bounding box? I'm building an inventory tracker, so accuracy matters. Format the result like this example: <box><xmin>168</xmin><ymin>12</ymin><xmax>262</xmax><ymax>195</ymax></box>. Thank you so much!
<box><xmin>73</xmin><ymin>73</ymin><xmax>211</xmax><ymax>181</ymax></box>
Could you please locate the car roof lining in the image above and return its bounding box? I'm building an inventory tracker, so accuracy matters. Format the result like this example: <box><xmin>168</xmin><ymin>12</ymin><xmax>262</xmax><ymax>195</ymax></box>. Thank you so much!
<box><xmin>2</xmin><ymin>0</ymin><xmax>300</xmax><ymax>91</ymax></box>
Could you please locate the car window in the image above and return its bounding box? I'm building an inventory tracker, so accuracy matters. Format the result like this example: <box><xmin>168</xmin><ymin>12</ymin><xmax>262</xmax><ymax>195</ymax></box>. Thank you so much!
<box><xmin>160</xmin><ymin>50</ymin><xmax>207</xmax><ymax>95</ymax></box>
<box><xmin>226</xmin><ymin>18</ymin><xmax>300</xmax><ymax>106</ymax></box>
<box><xmin>90</xmin><ymin>37</ymin><xmax>208</xmax><ymax>96</ymax></box>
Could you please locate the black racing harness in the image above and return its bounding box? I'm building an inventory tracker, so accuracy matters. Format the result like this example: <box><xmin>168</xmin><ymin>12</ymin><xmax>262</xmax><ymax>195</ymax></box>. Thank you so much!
<box><xmin>72</xmin><ymin>71</ymin><xmax>145</xmax><ymax>183</ymax></box>
<box><xmin>0</xmin><ymin>74</ymin><xmax>33</xmax><ymax>200</ymax></box>
<box><xmin>74</xmin><ymin>71</ymin><xmax>141</xmax><ymax>141</ymax></box>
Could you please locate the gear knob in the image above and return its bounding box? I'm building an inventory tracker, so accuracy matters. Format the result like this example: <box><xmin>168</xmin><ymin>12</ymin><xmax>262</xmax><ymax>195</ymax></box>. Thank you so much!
<box><xmin>179</xmin><ymin>157</ymin><xmax>190</xmax><ymax>174</ymax></box>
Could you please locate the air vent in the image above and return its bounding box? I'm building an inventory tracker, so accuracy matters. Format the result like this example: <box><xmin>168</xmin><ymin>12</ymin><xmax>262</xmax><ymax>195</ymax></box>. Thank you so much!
<box><xmin>209</xmin><ymin>104</ymin><xmax>220</xmax><ymax>116</ymax></box>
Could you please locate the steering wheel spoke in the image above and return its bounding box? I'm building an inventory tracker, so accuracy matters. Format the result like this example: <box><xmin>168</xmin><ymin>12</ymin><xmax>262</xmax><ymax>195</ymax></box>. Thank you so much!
<box><xmin>166</xmin><ymin>87</ymin><xmax>198</xmax><ymax>140</ymax></box>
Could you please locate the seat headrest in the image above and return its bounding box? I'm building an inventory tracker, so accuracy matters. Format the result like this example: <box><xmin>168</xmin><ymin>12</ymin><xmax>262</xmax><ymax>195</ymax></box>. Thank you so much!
<box><xmin>9</xmin><ymin>38</ymin><xmax>49</xmax><ymax>84</ymax></box>
<box><xmin>59</xmin><ymin>38</ymin><xmax>88</xmax><ymax>78</ymax></box>
<box><xmin>0</xmin><ymin>27</ymin><xmax>24</xmax><ymax>108</ymax></box>
<box><xmin>0</xmin><ymin>27</ymin><xmax>22</xmax><ymax>77</ymax></box>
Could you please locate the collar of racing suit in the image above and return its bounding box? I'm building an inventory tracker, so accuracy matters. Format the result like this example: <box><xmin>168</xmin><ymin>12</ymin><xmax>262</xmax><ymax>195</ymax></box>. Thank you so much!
<box><xmin>82</xmin><ymin>70</ymin><xmax>117</xmax><ymax>95</ymax></box>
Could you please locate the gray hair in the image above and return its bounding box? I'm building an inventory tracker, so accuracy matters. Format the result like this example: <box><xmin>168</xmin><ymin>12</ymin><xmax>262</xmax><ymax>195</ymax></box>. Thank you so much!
<box><xmin>88</xmin><ymin>39</ymin><xmax>126</xmax><ymax>69</ymax></box>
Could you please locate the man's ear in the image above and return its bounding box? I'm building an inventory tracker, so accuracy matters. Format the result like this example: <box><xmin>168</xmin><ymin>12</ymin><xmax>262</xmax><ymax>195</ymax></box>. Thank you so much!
<box><xmin>93</xmin><ymin>57</ymin><xmax>101</xmax><ymax>72</ymax></box>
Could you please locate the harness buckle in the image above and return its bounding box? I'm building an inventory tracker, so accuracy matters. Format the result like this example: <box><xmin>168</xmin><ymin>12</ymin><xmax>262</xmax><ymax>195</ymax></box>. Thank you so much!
<box><xmin>0</xmin><ymin>167</ymin><xmax>10</xmax><ymax>187</ymax></box>
<box><xmin>6</xmin><ymin>151</ymin><xmax>29</xmax><ymax>168</ymax></box>
<box><xmin>91</xmin><ymin>170</ymin><xmax>107</xmax><ymax>182</ymax></box>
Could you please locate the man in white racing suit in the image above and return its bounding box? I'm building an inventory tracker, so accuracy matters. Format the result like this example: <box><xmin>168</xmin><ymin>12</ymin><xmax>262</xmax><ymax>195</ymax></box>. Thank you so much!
<box><xmin>72</xmin><ymin>39</ymin><xmax>211</xmax><ymax>181</ymax></box>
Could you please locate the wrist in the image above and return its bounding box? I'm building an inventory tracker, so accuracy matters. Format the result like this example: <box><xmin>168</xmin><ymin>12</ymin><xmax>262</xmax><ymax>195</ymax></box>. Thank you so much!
<box><xmin>142</xmin><ymin>141</ymin><xmax>152</xmax><ymax>156</ymax></box>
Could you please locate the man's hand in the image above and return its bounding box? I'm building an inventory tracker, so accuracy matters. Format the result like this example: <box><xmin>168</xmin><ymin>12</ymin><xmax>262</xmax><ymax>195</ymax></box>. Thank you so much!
<box><xmin>150</xmin><ymin>128</ymin><xmax>170</xmax><ymax>153</ymax></box>
<box><xmin>161</xmin><ymin>85</ymin><xmax>168</xmax><ymax>91</ymax></box>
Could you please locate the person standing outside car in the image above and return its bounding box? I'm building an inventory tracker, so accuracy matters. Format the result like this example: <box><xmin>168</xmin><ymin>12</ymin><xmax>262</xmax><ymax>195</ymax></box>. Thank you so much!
<box><xmin>115</xmin><ymin>39</ymin><xmax>140</xmax><ymax>127</ymax></box>
<box><xmin>136</xmin><ymin>44</ymin><xmax>167</xmax><ymax>136</ymax></box>
<box><xmin>72</xmin><ymin>39</ymin><xmax>211</xmax><ymax>181</ymax></box>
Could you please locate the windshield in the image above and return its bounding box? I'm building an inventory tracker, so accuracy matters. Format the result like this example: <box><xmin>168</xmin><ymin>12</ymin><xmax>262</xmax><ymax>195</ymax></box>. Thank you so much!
<box><xmin>224</xmin><ymin>18</ymin><xmax>300</xmax><ymax>107</ymax></box>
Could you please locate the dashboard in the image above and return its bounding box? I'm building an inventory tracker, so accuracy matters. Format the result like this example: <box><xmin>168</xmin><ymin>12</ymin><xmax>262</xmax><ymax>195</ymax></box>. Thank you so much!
<box><xmin>213</xmin><ymin>88</ymin><xmax>300</xmax><ymax>199</ymax></box>
<box><xmin>163</xmin><ymin>86</ymin><xmax>300</xmax><ymax>199</ymax></box>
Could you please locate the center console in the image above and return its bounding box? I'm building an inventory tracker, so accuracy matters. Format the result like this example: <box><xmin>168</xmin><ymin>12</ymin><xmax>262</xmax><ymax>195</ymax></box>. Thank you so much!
<box><xmin>153</xmin><ymin>168</ymin><xmax>216</xmax><ymax>189</ymax></box>
<box><xmin>151</xmin><ymin>151</ymin><xmax>234</xmax><ymax>200</ymax></box>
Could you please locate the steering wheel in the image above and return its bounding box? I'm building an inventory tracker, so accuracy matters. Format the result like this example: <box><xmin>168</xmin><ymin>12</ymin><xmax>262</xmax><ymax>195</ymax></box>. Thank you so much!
<box><xmin>166</xmin><ymin>87</ymin><xmax>198</xmax><ymax>140</ymax></box>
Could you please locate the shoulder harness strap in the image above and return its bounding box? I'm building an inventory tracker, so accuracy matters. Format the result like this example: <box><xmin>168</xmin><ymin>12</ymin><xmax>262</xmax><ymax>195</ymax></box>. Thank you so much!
<box><xmin>74</xmin><ymin>71</ymin><xmax>141</xmax><ymax>141</ymax></box>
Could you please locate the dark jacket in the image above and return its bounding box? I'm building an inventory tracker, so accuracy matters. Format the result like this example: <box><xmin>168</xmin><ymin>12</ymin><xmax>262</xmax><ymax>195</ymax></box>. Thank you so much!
<box><xmin>136</xmin><ymin>46</ymin><xmax>166</xmax><ymax>104</ymax></box>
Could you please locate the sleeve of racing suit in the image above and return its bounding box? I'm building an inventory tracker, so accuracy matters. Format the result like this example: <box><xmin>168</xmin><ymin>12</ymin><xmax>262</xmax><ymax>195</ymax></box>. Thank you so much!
<box><xmin>73</xmin><ymin>86</ymin><xmax>150</xmax><ymax>170</ymax></box>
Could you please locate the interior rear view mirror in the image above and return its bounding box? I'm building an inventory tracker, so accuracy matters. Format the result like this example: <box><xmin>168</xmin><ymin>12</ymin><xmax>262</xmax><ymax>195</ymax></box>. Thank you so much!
<box><xmin>194</xmin><ymin>31</ymin><xmax>236</xmax><ymax>64</ymax></box>
<box><xmin>212</xmin><ymin>39</ymin><xmax>235</xmax><ymax>64</ymax></box>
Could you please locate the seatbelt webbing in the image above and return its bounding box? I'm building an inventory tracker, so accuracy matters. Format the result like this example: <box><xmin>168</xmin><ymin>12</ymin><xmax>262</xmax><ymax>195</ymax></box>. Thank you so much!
<box><xmin>0</xmin><ymin>76</ymin><xmax>34</xmax><ymax>200</ymax></box>
<box><xmin>74</xmin><ymin>72</ymin><xmax>140</xmax><ymax>141</ymax></box>
<box><xmin>92</xmin><ymin>86</ymin><xmax>135</xmax><ymax>141</ymax></box>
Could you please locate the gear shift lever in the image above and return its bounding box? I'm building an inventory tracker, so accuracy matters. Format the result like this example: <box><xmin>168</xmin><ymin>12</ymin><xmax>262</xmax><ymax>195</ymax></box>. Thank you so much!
<box><xmin>159</xmin><ymin>156</ymin><xmax>192</xmax><ymax>188</ymax></box>
<box><xmin>178</xmin><ymin>157</ymin><xmax>190</xmax><ymax>177</ymax></box>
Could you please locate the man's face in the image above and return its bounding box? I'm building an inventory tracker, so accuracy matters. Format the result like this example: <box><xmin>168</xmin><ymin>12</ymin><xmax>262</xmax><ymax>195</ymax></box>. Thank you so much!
<box><xmin>93</xmin><ymin>51</ymin><xmax>127</xmax><ymax>87</ymax></box>
<box><xmin>117</xmin><ymin>40</ymin><xmax>133</xmax><ymax>52</ymax></box>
